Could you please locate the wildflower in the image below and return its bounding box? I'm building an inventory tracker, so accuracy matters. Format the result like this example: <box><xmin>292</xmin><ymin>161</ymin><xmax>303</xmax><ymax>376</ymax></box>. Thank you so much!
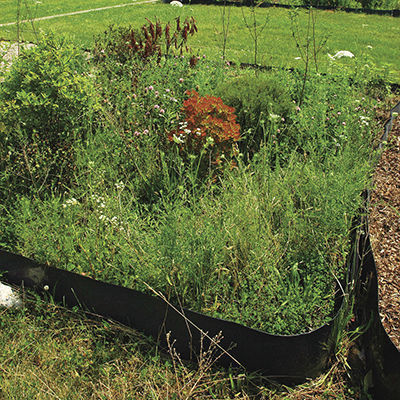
<box><xmin>296</xmin><ymin>106</ymin><xmax>301</xmax><ymax>112</ymax></box>
<box><xmin>62</xmin><ymin>198</ymin><xmax>79</xmax><ymax>208</ymax></box>
<box><xmin>337</xmin><ymin>111</ymin><xmax>341</xmax><ymax>115</ymax></box>
<box><xmin>148</xmin><ymin>85</ymin><xmax>154</xmax><ymax>91</ymax></box>
<box><xmin>179</xmin><ymin>78</ymin><xmax>184</xmax><ymax>83</ymax></box>
<box><xmin>159</xmin><ymin>109</ymin><xmax>165</xmax><ymax>114</ymax></box>
<box><xmin>277</xmin><ymin>129</ymin><xmax>281</xmax><ymax>133</ymax></box>
<box><xmin>173</xmin><ymin>134</ymin><xmax>184</xmax><ymax>144</ymax></box>
<box><xmin>115</xmin><ymin>181</ymin><xmax>125</xmax><ymax>190</ymax></box>
<box><xmin>154</xmin><ymin>104</ymin><xmax>160</xmax><ymax>109</ymax></box>
<box><xmin>165</xmin><ymin>88</ymin><xmax>170</xmax><ymax>93</ymax></box>
<box><xmin>143</xmin><ymin>129</ymin><xmax>149</xmax><ymax>134</ymax></box>
<box><xmin>269</xmin><ymin>113</ymin><xmax>280</xmax><ymax>121</ymax></box>
<box><xmin>342</xmin><ymin>121</ymin><xmax>346</xmax><ymax>126</ymax></box>
<box><xmin>134</xmin><ymin>131</ymin><xmax>140</xmax><ymax>136</ymax></box>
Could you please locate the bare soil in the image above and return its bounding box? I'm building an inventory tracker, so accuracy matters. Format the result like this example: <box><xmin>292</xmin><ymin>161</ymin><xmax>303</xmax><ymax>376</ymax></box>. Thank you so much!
<box><xmin>369</xmin><ymin>104</ymin><xmax>400</xmax><ymax>349</ymax></box>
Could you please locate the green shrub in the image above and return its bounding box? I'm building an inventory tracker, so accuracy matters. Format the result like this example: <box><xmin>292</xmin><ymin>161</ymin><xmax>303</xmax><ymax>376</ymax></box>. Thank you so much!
<box><xmin>215</xmin><ymin>73</ymin><xmax>294</xmax><ymax>159</ymax></box>
<box><xmin>301</xmin><ymin>0</ymin><xmax>351</xmax><ymax>8</ymax></box>
<box><xmin>0</xmin><ymin>33</ymin><xmax>97</xmax><ymax>198</ymax></box>
<box><xmin>355</xmin><ymin>0</ymin><xmax>384</xmax><ymax>8</ymax></box>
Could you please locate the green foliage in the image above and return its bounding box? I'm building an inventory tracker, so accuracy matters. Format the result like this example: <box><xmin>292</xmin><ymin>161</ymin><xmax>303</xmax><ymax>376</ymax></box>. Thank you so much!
<box><xmin>355</xmin><ymin>0</ymin><xmax>384</xmax><ymax>8</ymax></box>
<box><xmin>215</xmin><ymin>73</ymin><xmax>294</xmax><ymax>159</ymax></box>
<box><xmin>92</xmin><ymin>23</ymin><xmax>226</xmax><ymax>202</ymax></box>
<box><xmin>0</xmin><ymin>33</ymin><xmax>97</xmax><ymax>197</ymax></box>
<box><xmin>301</xmin><ymin>0</ymin><xmax>351</xmax><ymax>8</ymax></box>
<box><xmin>0</xmin><ymin>31</ymin><xmax>384</xmax><ymax>336</ymax></box>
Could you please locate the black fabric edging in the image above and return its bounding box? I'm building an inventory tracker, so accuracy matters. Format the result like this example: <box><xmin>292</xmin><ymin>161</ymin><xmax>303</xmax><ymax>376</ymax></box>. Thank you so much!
<box><xmin>0</xmin><ymin>248</ymin><xmax>348</xmax><ymax>382</ymax></box>
<box><xmin>353</xmin><ymin>101</ymin><xmax>400</xmax><ymax>400</ymax></box>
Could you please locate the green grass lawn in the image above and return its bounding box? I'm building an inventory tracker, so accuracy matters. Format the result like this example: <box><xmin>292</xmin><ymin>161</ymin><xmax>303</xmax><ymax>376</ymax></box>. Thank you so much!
<box><xmin>1</xmin><ymin>1</ymin><xmax>399</xmax><ymax>82</ymax></box>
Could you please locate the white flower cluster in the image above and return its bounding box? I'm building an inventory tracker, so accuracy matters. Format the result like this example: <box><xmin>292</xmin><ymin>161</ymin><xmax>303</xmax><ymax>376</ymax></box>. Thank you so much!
<box><xmin>115</xmin><ymin>181</ymin><xmax>125</xmax><ymax>190</ymax></box>
<box><xmin>62</xmin><ymin>197</ymin><xmax>79</xmax><ymax>208</ymax></box>
<box><xmin>359</xmin><ymin>116</ymin><xmax>370</xmax><ymax>126</ymax></box>
<box><xmin>92</xmin><ymin>194</ymin><xmax>106</xmax><ymax>208</ymax></box>
<box><xmin>92</xmin><ymin>194</ymin><xmax>125</xmax><ymax>231</ymax></box>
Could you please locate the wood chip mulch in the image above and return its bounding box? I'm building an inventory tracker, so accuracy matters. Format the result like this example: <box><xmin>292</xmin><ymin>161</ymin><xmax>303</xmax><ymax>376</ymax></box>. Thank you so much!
<box><xmin>369</xmin><ymin>108</ymin><xmax>400</xmax><ymax>349</ymax></box>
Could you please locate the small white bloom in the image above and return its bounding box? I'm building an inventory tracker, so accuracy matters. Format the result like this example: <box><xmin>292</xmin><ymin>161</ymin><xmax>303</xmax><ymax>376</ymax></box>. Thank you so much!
<box><xmin>269</xmin><ymin>113</ymin><xmax>280</xmax><ymax>120</ymax></box>
<box><xmin>62</xmin><ymin>198</ymin><xmax>79</xmax><ymax>208</ymax></box>
<box><xmin>115</xmin><ymin>181</ymin><xmax>125</xmax><ymax>190</ymax></box>
<box><xmin>173</xmin><ymin>134</ymin><xmax>184</xmax><ymax>144</ymax></box>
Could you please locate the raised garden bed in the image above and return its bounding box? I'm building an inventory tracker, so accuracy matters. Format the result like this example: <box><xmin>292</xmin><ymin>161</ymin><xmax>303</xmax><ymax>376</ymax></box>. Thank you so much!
<box><xmin>1</xmin><ymin>21</ymin><xmax>399</xmax><ymax>393</ymax></box>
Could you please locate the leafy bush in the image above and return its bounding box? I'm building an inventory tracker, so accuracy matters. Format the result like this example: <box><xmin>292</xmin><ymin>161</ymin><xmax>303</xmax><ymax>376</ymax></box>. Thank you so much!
<box><xmin>355</xmin><ymin>0</ymin><xmax>384</xmax><ymax>8</ymax></box>
<box><xmin>0</xmin><ymin>34</ymin><xmax>96</xmax><ymax>197</ymax></box>
<box><xmin>215</xmin><ymin>74</ymin><xmax>294</xmax><ymax>159</ymax></box>
<box><xmin>301</xmin><ymin>0</ymin><xmax>351</xmax><ymax>8</ymax></box>
<box><xmin>93</xmin><ymin>17</ymin><xmax>198</xmax><ymax>65</ymax></box>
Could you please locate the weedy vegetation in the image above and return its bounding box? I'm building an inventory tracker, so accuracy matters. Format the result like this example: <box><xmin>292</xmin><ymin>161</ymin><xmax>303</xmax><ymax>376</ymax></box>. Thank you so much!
<box><xmin>0</xmin><ymin>3</ymin><xmax>396</xmax><ymax>398</ymax></box>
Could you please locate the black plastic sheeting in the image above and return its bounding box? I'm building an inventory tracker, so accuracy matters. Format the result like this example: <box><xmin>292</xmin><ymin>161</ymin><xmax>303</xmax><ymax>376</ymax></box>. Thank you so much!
<box><xmin>178</xmin><ymin>0</ymin><xmax>400</xmax><ymax>17</ymax></box>
<box><xmin>0</xmin><ymin>102</ymin><xmax>399</xmax><ymax>392</ymax></box>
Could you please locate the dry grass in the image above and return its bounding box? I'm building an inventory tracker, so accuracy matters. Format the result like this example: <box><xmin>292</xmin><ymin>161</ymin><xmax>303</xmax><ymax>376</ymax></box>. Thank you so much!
<box><xmin>0</xmin><ymin>289</ymin><xmax>364</xmax><ymax>400</ymax></box>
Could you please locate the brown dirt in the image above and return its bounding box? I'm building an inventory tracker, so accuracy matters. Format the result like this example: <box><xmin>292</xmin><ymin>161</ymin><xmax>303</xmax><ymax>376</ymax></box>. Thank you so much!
<box><xmin>369</xmin><ymin>106</ymin><xmax>400</xmax><ymax>349</ymax></box>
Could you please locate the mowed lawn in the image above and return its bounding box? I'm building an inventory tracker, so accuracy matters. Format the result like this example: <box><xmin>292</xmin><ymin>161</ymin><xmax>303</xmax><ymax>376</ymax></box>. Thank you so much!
<box><xmin>1</xmin><ymin>1</ymin><xmax>399</xmax><ymax>81</ymax></box>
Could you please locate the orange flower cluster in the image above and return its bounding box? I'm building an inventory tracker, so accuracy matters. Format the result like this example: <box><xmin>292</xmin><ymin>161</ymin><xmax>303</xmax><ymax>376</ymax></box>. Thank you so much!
<box><xmin>170</xmin><ymin>90</ymin><xmax>240</xmax><ymax>156</ymax></box>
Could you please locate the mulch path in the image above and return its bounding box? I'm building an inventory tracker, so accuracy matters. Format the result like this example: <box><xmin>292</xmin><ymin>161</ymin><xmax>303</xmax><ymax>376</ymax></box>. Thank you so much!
<box><xmin>369</xmin><ymin>106</ymin><xmax>400</xmax><ymax>349</ymax></box>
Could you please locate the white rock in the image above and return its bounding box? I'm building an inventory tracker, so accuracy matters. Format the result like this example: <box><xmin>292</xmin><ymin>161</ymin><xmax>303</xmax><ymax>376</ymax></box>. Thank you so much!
<box><xmin>0</xmin><ymin>282</ymin><xmax>22</xmax><ymax>308</ymax></box>
<box><xmin>170</xmin><ymin>1</ymin><xmax>183</xmax><ymax>6</ymax></box>
<box><xmin>328</xmin><ymin>51</ymin><xmax>355</xmax><ymax>60</ymax></box>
